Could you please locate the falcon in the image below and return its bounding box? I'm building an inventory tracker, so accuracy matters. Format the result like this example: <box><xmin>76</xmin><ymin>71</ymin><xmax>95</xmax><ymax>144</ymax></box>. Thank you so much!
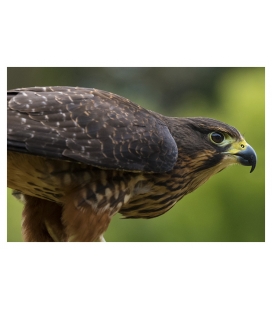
<box><xmin>7</xmin><ymin>86</ymin><xmax>257</xmax><ymax>242</ymax></box>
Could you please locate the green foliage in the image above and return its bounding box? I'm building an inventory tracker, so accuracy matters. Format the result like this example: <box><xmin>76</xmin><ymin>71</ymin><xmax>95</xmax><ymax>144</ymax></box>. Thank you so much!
<box><xmin>7</xmin><ymin>67</ymin><xmax>265</xmax><ymax>242</ymax></box>
<box><xmin>7</xmin><ymin>189</ymin><xmax>23</xmax><ymax>242</ymax></box>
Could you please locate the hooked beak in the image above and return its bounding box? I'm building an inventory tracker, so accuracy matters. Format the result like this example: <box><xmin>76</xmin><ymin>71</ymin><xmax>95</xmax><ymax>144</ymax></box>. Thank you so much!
<box><xmin>225</xmin><ymin>139</ymin><xmax>257</xmax><ymax>173</ymax></box>
<box><xmin>234</xmin><ymin>144</ymin><xmax>257</xmax><ymax>173</ymax></box>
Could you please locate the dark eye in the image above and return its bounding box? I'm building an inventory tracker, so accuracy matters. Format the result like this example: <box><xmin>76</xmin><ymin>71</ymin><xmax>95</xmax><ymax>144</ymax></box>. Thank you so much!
<box><xmin>210</xmin><ymin>132</ymin><xmax>224</xmax><ymax>144</ymax></box>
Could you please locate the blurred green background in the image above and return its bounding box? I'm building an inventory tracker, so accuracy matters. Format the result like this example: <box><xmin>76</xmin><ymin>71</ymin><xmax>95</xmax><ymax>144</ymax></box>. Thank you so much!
<box><xmin>7</xmin><ymin>67</ymin><xmax>265</xmax><ymax>242</ymax></box>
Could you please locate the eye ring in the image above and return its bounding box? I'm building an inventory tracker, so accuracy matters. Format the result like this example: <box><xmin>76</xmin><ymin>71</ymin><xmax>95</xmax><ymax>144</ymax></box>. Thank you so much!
<box><xmin>210</xmin><ymin>132</ymin><xmax>225</xmax><ymax>144</ymax></box>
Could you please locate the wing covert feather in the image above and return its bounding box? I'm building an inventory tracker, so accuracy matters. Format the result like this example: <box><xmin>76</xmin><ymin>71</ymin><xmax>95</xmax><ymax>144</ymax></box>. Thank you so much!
<box><xmin>7</xmin><ymin>87</ymin><xmax>178</xmax><ymax>173</ymax></box>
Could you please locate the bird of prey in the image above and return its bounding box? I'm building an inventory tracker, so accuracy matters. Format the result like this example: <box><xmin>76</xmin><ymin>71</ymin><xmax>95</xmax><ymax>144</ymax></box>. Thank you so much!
<box><xmin>7</xmin><ymin>86</ymin><xmax>257</xmax><ymax>242</ymax></box>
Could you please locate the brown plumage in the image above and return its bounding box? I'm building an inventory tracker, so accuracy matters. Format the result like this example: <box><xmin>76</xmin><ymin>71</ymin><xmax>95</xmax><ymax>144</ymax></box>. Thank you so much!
<box><xmin>7</xmin><ymin>87</ymin><xmax>257</xmax><ymax>241</ymax></box>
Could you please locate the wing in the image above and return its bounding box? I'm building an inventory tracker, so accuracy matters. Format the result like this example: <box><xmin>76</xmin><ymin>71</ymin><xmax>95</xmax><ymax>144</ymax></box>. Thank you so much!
<box><xmin>7</xmin><ymin>87</ymin><xmax>178</xmax><ymax>173</ymax></box>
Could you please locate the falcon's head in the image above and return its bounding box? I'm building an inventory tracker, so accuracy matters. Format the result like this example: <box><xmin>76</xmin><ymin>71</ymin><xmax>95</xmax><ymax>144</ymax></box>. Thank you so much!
<box><xmin>162</xmin><ymin>116</ymin><xmax>257</xmax><ymax>192</ymax></box>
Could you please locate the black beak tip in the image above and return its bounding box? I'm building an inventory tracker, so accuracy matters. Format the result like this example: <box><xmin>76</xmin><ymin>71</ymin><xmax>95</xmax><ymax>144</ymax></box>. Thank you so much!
<box><xmin>250</xmin><ymin>160</ymin><xmax>256</xmax><ymax>173</ymax></box>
